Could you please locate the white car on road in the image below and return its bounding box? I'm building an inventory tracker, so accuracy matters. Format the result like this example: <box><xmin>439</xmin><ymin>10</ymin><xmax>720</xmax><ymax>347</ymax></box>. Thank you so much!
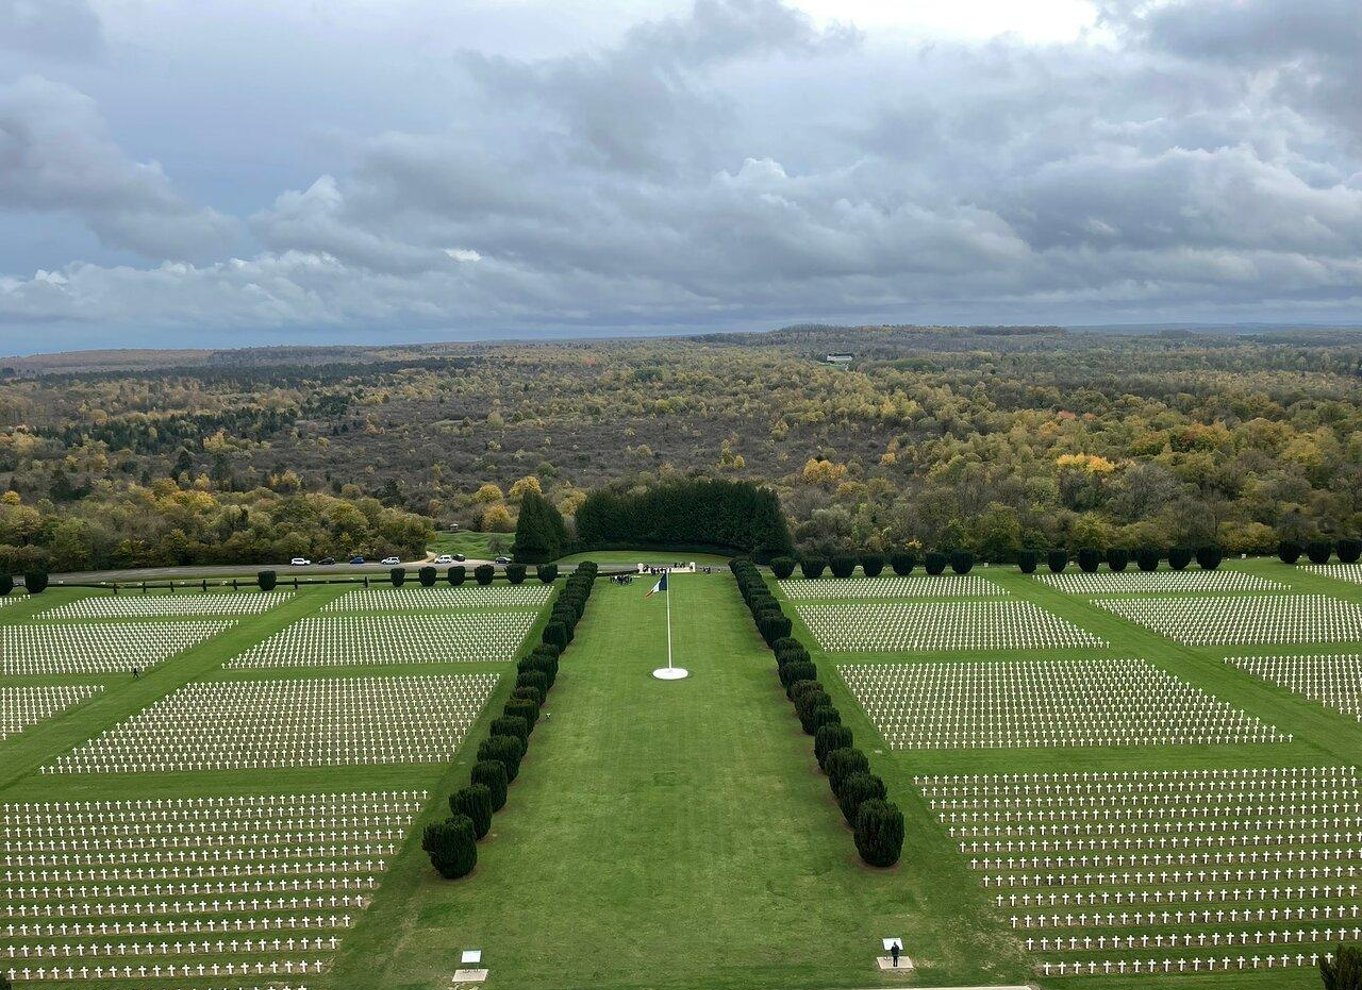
<box><xmin>290</xmin><ymin>557</ymin><xmax>311</xmax><ymax>566</ymax></box>
<box><xmin>433</xmin><ymin>554</ymin><xmax>454</xmax><ymax>565</ymax></box>
<box><xmin>381</xmin><ymin>556</ymin><xmax>401</xmax><ymax>566</ymax></box>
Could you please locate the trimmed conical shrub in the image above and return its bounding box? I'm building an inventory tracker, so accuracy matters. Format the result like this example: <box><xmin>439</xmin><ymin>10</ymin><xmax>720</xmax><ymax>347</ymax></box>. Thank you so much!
<box><xmin>449</xmin><ymin>784</ymin><xmax>493</xmax><ymax>840</ymax></box>
<box><xmin>854</xmin><ymin>799</ymin><xmax>904</xmax><ymax>867</ymax></box>
<box><xmin>836</xmin><ymin>771</ymin><xmax>887</xmax><ymax>826</ymax></box>
<box><xmin>471</xmin><ymin>760</ymin><xmax>508</xmax><ymax>812</ymax></box>
<box><xmin>423</xmin><ymin>814</ymin><xmax>477</xmax><ymax>878</ymax></box>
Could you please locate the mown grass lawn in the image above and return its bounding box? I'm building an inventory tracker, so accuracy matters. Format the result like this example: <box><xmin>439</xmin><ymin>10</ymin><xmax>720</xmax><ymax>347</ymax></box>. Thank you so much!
<box><xmin>327</xmin><ymin>572</ymin><xmax>1026</xmax><ymax>989</ymax></box>
<box><xmin>428</xmin><ymin>530</ymin><xmax>511</xmax><ymax>558</ymax></box>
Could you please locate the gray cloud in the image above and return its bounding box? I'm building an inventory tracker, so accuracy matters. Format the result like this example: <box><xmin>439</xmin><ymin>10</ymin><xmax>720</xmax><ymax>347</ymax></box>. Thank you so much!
<box><xmin>0</xmin><ymin>76</ymin><xmax>240</xmax><ymax>260</ymax></box>
<box><xmin>460</xmin><ymin>0</ymin><xmax>859</xmax><ymax>173</ymax></box>
<box><xmin>0</xmin><ymin>0</ymin><xmax>102</xmax><ymax>59</ymax></box>
<box><xmin>1102</xmin><ymin>0</ymin><xmax>1362</xmax><ymax>140</ymax></box>
<box><xmin>1</xmin><ymin>0</ymin><xmax>1361</xmax><ymax>345</ymax></box>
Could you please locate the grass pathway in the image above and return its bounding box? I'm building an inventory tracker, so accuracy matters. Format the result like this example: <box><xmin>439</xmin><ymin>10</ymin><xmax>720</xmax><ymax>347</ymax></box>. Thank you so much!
<box><xmin>327</xmin><ymin>572</ymin><xmax>1023</xmax><ymax>989</ymax></box>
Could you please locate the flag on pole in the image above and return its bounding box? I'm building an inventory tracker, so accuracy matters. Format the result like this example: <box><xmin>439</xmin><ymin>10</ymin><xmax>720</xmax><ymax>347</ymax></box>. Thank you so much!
<box><xmin>644</xmin><ymin>571</ymin><xmax>668</xmax><ymax>599</ymax></box>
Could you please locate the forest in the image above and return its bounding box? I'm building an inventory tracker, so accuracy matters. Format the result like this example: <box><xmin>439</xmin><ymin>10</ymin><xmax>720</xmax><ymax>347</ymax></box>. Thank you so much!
<box><xmin>1</xmin><ymin>324</ymin><xmax>1360</xmax><ymax>572</ymax></box>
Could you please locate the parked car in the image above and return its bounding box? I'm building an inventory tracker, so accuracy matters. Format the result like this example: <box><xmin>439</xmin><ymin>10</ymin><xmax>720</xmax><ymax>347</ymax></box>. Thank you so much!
<box><xmin>495</xmin><ymin>555</ymin><xmax>512</xmax><ymax>565</ymax></box>
<box><xmin>349</xmin><ymin>556</ymin><xmax>366</xmax><ymax>565</ymax></box>
<box><xmin>381</xmin><ymin>556</ymin><xmax>401</xmax><ymax>566</ymax></box>
<box><xmin>453</xmin><ymin>553</ymin><xmax>466</xmax><ymax>562</ymax></box>
<box><xmin>433</xmin><ymin>554</ymin><xmax>454</xmax><ymax>565</ymax></box>
<box><xmin>290</xmin><ymin>557</ymin><xmax>311</xmax><ymax>566</ymax></box>
<box><xmin>318</xmin><ymin>557</ymin><xmax>336</xmax><ymax>566</ymax></box>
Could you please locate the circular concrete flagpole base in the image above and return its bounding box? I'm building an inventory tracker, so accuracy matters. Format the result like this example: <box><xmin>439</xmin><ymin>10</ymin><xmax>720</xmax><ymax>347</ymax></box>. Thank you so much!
<box><xmin>652</xmin><ymin>667</ymin><xmax>690</xmax><ymax>680</ymax></box>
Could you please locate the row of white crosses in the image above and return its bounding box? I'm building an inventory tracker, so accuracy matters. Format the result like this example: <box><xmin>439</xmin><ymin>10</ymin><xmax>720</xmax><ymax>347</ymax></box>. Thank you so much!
<box><xmin>915</xmin><ymin>767</ymin><xmax>1362</xmax><ymax>975</ymax></box>
<box><xmin>5</xmin><ymin>936</ymin><xmax>339</xmax><ymax>957</ymax></box>
<box><xmin>777</xmin><ymin>575</ymin><xmax>1008</xmax><ymax>600</ymax></box>
<box><xmin>1303</xmin><ymin>565</ymin><xmax>1362</xmax><ymax>587</ymax></box>
<box><xmin>322</xmin><ymin>585</ymin><xmax>553</xmax><ymax>612</ymax></box>
<box><xmin>41</xmin><ymin>675</ymin><xmax>498</xmax><ymax>772</ymax></box>
<box><xmin>1092</xmin><ymin>594</ymin><xmax>1362</xmax><ymax>646</ymax></box>
<box><xmin>1</xmin><ymin>687</ymin><xmax>104</xmax><ymax>741</ymax></box>
<box><xmin>1227</xmin><ymin>654</ymin><xmax>1362</xmax><ymax>720</ymax></box>
<box><xmin>0</xmin><ymin>792</ymin><xmax>422</xmax><ymax>983</ymax></box>
<box><xmin>0</xmin><ymin>622</ymin><xmax>233</xmax><ymax>676</ymax></box>
<box><xmin>797</xmin><ymin>601</ymin><xmax>1107</xmax><ymax>653</ymax></box>
<box><xmin>3</xmin><ymin>960</ymin><xmax>325</xmax><ymax>980</ymax></box>
<box><xmin>225</xmin><ymin>614</ymin><xmax>534</xmax><ymax>668</ymax></box>
<box><xmin>840</xmin><ymin>658</ymin><xmax>1288</xmax><ymax>750</ymax></box>
<box><xmin>1036</xmin><ymin>953</ymin><xmax>1338</xmax><ymax>976</ymax></box>
<box><xmin>1035</xmin><ymin>571</ymin><xmax>1284</xmax><ymax>595</ymax></box>
<box><xmin>39</xmin><ymin>593</ymin><xmax>293</xmax><ymax>620</ymax></box>
<box><xmin>1024</xmin><ymin>927</ymin><xmax>1362</xmax><ymax>946</ymax></box>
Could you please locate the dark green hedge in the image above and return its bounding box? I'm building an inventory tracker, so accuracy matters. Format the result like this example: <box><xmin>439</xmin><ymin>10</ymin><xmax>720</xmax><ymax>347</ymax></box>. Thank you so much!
<box><xmin>422</xmin><ymin>814</ymin><xmax>477</xmax><ymax>878</ymax></box>
<box><xmin>854</xmin><ymin>799</ymin><xmax>904</xmax><ymax>867</ymax></box>
<box><xmin>450</xmin><ymin>784</ymin><xmax>493</xmax><ymax>840</ymax></box>
<box><xmin>575</xmin><ymin>479</ymin><xmax>793</xmax><ymax>561</ymax></box>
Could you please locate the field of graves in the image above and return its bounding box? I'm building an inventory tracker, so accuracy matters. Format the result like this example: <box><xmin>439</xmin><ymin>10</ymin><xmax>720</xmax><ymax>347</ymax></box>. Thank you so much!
<box><xmin>0</xmin><ymin>581</ymin><xmax>548</xmax><ymax>989</ymax></box>
<box><xmin>778</xmin><ymin>557</ymin><xmax>1362</xmax><ymax>989</ymax></box>
<box><xmin>8</xmin><ymin>558</ymin><xmax>1362</xmax><ymax>989</ymax></box>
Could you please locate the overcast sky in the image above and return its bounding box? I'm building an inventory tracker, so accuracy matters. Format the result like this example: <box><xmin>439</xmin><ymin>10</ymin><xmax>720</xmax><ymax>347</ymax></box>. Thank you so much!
<box><xmin>1</xmin><ymin>0</ymin><xmax>1359</xmax><ymax>353</ymax></box>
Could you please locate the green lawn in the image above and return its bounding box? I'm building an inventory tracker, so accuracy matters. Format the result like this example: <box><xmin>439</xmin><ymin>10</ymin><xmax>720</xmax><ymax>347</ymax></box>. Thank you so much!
<box><xmin>428</xmin><ymin>530</ymin><xmax>511</xmax><ymax>558</ymax></box>
<box><xmin>325</xmin><ymin>572</ymin><xmax>1024</xmax><ymax>989</ymax></box>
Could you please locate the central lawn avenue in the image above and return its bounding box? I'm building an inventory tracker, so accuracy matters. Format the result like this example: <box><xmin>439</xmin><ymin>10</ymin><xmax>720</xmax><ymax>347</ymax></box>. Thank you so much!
<box><xmin>329</xmin><ymin>571</ymin><xmax>1017</xmax><ymax>990</ymax></box>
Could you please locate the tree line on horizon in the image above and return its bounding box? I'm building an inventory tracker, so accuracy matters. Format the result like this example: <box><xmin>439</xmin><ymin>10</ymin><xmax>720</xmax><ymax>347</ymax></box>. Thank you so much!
<box><xmin>1</xmin><ymin>329</ymin><xmax>1359</xmax><ymax>573</ymax></box>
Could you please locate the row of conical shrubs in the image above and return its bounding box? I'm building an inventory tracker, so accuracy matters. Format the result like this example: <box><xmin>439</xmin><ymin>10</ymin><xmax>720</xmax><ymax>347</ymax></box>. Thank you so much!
<box><xmin>1020</xmin><ymin>546</ymin><xmax>1224</xmax><ymax>573</ymax></box>
<box><xmin>730</xmin><ymin>558</ymin><xmax>903</xmax><ymax>868</ymax></box>
<box><xmin>422</xmin><ymin>561</ymin><xmax>598</xmax><ymax>879</ymax></box>
<box><xmin>770</xmin><ymin>551</ymin><xmax>974</xmax><ymax>579</ymax></box>
<box><xmin>1278</xmin><ymin>539</ymin><xmax>1362</xmax><ymax>565</ymax></box>
<box><xmin>0</xmin><ymin>573</ymin><xmax>45</xmax><ymax>595</ymax></box>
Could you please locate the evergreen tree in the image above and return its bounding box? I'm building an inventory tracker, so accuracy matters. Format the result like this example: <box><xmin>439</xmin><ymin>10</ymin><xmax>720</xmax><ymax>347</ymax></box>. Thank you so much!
<box><xmin>514</xmin><ymin>490</ymin><xmax>566</xmax><ymax>563</ymax></box>
<box><xmin>1322</xmin><ymin>943</ymin><xmax>1362</xmax><ymax>990</ymax></box>
<box><xmin>889</xmin><ymin>551</ymin><xmax>916</xmax><ymax>576</ymax></box>
<box><xmin>854</xmin><ymin>800</ymin><xmax>904</xmax><ymax>867</ymax></box>
<box><xmin>575</xmin><ymin>478</ymin><xmax>792</xmax><ymax>560</ymax></box>
<box><xmin>422</xmin><ymin>815</ymin><xmax>477</xmax><ymax>879</ymax></box>
<box><xmin>449</xmin><ymin>784</ymin><xmax>493</xmax><ymax>840</ymax></box>
<box><xmin>471</xmin><ymin>760</ymin><xmax>508</xmax><ymax>812</ymax></box>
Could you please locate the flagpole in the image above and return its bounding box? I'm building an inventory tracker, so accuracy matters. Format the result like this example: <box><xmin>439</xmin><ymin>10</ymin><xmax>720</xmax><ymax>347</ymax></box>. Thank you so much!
<box><xmin>652</xmin><ymin>567</ymin><xmax>688</xmax><ymax>680</ymax></box>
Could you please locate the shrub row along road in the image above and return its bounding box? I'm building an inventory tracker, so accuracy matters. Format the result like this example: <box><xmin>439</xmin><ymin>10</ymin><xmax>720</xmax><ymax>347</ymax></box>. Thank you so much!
<box><xmin>326</xmin><ymin>571</ymin><xmax>1020</xmax><ymax>989</ymax></box>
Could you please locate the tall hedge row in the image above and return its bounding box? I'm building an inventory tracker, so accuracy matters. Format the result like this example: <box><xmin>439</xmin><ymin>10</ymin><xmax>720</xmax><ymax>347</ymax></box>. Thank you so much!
<box><xmin>424</xmin><ymin>561</ymin><xmax>598</xmax><ymax>880</ymax></box>
<box><xmin>575</xmin><ymin>479</ymin><xmax>793</xmax><ymax>561</ymax></box>
<box><xmin>730</xmin><ymin>558</ymin><xmax>902</xmax><ymax>868</ymax></box>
